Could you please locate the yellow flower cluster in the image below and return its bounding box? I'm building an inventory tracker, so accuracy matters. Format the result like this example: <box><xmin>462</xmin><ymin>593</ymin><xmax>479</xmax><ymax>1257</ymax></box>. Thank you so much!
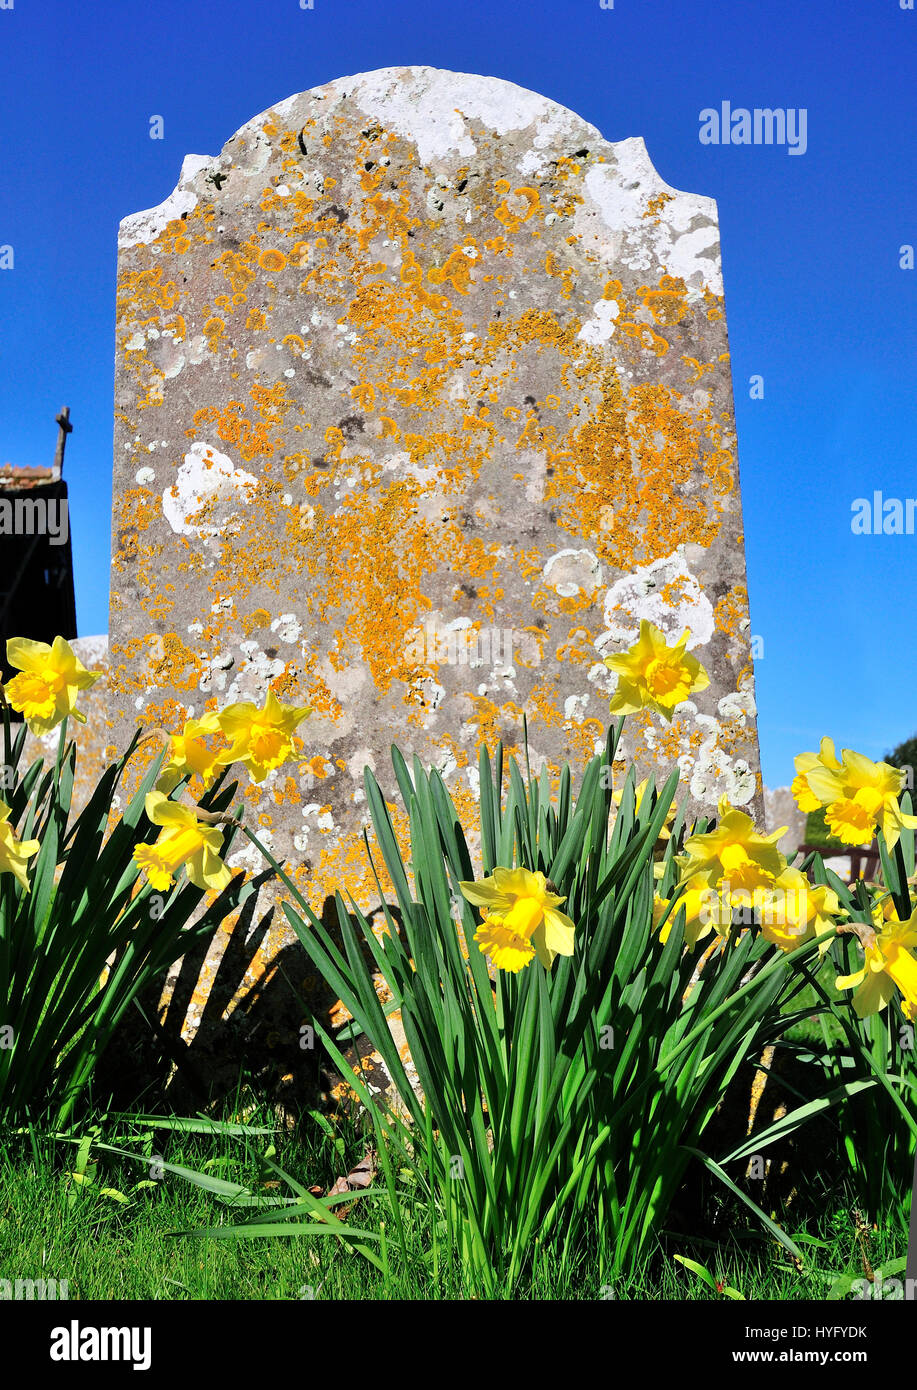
<box><xmin>154</xmin><ymin>688</ymin><xmax>311</xmax><ymax>795</ymax></box>
<box><xmin>4</xmin><ymin>629</ymin><xmax>916</xmax><ymax>1031</ymax></box>
<box><xmin>837</xmin><ymin>898</ymin><xmax>917</xmax><ymax>1023</ymax></box>
<box><xmin>792</xmin><ymin>738</ymin><xmax>917</xmax><ymax>850</ymax></box>
<box><xmin>602</xmin><ymin>626</ymin><xmax>917</xmax><ymax>1026</ymax></box>
<box><xmin>654</xmin><ymin>795</ymin><xmax>841</xmax><ymax>955</ymax></box>
<box><xmin>0</xmin><ymin>635</ymin><xmax>310</xmax><ymax>898</ymax></box>
<box><xmin>3</xmin><ymin>635</ymin><xmax>101</xmax><ymax>735</ymax></box>
<box><xmin>136</xmin><ymin>690</ymin><xmax>311</xmax><ymax>893</ymax></box>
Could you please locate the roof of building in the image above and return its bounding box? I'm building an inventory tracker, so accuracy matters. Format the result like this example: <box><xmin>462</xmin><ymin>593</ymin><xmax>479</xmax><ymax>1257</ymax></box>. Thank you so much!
<box><xmin>0</xmin><ymin>464</ymin><xmax>62</xmax><ymax>489</ymax></box>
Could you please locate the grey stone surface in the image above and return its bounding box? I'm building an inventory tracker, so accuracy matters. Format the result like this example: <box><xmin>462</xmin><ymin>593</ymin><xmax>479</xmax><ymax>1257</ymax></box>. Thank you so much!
<box><xmin>763</xmin><ymin>784</ymin><xmax>806</xmax><ymax>858</ymax></box>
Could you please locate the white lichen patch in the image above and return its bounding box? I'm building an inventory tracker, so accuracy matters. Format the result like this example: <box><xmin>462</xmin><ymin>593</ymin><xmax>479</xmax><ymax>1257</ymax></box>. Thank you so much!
<box><xmin>296</xmin><ymin>66</ymin><xmax>598</xmax><ymax>171</ymax></box>
<box><xmin>577</xmin><ymin>297</ymin><xmax>619</xmax><ymax>345</ymax></box>
<box><xmin>270</xmin><ymin>614</ymin><xmax>303</xmax><ymax>644</ymax></box>
<box><xmin>579</xmin><ymin>138</ymin><xmax>722</xmax><ymax>296</ymax></box>
<box><xmin>563</xmin><ymin>693</ymin><xmax>589</xmax><ymax>724</ymax></box>
<box><xmin>163</xmin><ymin>442</ymin><xmax>259</xmax><ymax>537</ymax></box>
<box><xmin>543</xmin><ymin>548</ymin><xmax>603</xmax><ymax>599</ymax></box>
<box><xmin>596</xmin><ymin>550</ymin><xmax>714</xmax><ymax>655</ymax></box>
<box><xmin>411</xmin><ymin>675</ymin><xmax>446</xmax><ymax>713</ymax></box>
<box><xmin>677</xmin><ymin>687</ymin><xmax>758</xmax><ymax>808</ymax></box>
<box><xmin>119</xmin><ymin>153</ymin><xmax>215</xmax><ymax>250</ymax></box>
<box><xmin>227</xmin><ymin>828</ymin><xmax>275</xmax><ymax>875</ymax></box>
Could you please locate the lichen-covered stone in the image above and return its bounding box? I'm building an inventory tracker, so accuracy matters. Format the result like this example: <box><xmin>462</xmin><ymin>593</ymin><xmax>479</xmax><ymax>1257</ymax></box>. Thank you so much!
<box><xmin>108</xmin><ymin>67</ymin><xmax>763</xmax><ymax>1074</ymax></box>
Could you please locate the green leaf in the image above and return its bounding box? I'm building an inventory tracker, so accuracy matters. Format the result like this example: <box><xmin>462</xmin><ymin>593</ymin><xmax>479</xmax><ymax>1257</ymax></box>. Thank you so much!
<box><xmin>683</xmin><ymin>1147</ymin><xmax>803</xmax><ymax>1260</ymax></box>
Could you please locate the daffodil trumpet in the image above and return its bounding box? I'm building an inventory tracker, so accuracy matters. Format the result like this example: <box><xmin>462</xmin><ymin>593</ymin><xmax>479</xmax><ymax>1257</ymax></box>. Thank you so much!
<box><xmin>459</xmin><ymin>866</ymin><xmax>576</xmax><ymax>973</ymax></box>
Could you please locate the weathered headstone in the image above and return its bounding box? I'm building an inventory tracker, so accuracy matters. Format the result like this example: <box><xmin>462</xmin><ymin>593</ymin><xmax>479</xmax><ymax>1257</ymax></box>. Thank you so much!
<box><xmin>763</xmin><ymin>784</ymin><xmax>805</xmax><ymax>858</ymax></box>
<box><xmin>109</xmin><ymin>67</ymin><xmax>762</xmax><ymax>1075</ymax></box>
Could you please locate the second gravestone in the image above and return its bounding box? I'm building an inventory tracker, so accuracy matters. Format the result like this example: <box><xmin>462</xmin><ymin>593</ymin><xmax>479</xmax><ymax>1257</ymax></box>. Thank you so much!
<box><xmin>109</xmin><ymin>67</ymin><xmax>762</xmax><ymax>1082</ymax></box>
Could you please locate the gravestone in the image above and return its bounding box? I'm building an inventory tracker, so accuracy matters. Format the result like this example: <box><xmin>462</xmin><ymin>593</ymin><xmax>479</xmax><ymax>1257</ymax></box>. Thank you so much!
<box><xmin>763</xmin><ymin>785</ymin><xmax>805</xmax><ymax>858</ymax></box>
<box><xmin>109</xmin><ymin>67</ymin><xmax>762</xmax><ymax>1085</ymax></box>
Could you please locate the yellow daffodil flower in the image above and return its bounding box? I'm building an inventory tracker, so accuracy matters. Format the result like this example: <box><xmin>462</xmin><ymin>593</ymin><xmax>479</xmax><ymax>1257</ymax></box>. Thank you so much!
<box><xmin>4</xmin><ymin>636</ymin><xmax>101</xmax><ymax>736</ymax></box>
<box><xmin>132</xmin><ymin>791</ymin><xmax>233</xmax><ymax>893</ymax></box>
<box><xmin>836</xmin><ymin>913</ymin><xmax>917</xmax><ymax>1019</ymax></box>
<box><xmin>676</xmin><ymin>796</ymin><xmax>787</xmax><ymax>903</ymax></box>
<box><xmin>755</xmin><ymin>866</ymin><xmax>840</xmax><ymax>954</ymax></box>
<box><xmin>872</xmin><ymin>895</ymin><xmax>901</xmax><ymax>928</ymax></box>
<box><xmin>654</xmin><ymin>872</ymin><xmax>728</xmax><ymax>948</ymax></box>
<box><xmin>0</xmin><ymin>800</ymin><xmax>40</xmax><ymax>893</ymax></box>
<box><xmin>613</xmin><ymin>777</ymin><xmax>677</xmax><ymax>845</ymax></box>
<box><xmin>604</xmin><ymin>620</ymin><xmax>709</xmax><ymax>723</ymax></box>
<box><xmin>216</xmin><ymin>690</ymin><xmax>311</xmax><ymax>783</ymax></box>
<box><xmin>791</xmin><ymin>737</ymin><xmax>842</xmax><ymax>814</ymax></box>
<box><xmin>805</xmin><ymin>748</ymin><xmax>917</xmax><ymax>850</ymax></box>
<box><xmin>156</xmin><ymin>713</ymin><xmax>233</xmax><ymax>793</ymax></box>
<box><xmin>459</xmin><ymin>866</ymin><xmax>576</xmax><ymax>973</ymax></box>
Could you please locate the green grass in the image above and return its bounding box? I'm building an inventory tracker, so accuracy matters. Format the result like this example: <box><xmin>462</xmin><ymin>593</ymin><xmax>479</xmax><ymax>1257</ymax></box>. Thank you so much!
<box><xmin>0</xmin><ymin>1112</ymin><xmax>907</xmax><ymax>1301</ymax></box>
<box><xmin>780</xmin><ymin>957</ymin><xmax>846</xmax><ymax>1047</ymax></box>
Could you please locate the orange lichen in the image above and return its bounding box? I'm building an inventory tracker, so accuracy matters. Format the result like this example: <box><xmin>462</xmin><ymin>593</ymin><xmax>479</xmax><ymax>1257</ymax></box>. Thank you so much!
<box><xmin>636</xmin><ymin>275</ymin><xmax>689</xmax><ymax>326</ymax></box>
<box><xmin>713</xmin><ymin>584</ymin><xmax>750</xmax><ymax>641</ymax></box>
<box><xmin>258</xmin><ymin>248</ymin><xmax>288</xmax><ymax>273</ymax></box>
<box><xmin>642</xmin><ymin>190</ymin><xmax>675</xmax><ymax>222</ymax></box>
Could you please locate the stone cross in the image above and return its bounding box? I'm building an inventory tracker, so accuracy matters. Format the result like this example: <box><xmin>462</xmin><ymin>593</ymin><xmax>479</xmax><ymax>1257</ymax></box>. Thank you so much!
<box><xmin>109</xmin><ymin>67</ymin><xmax>762</xmax><ymax>1062</ymax></box>
<box><xmin>54</xmin><ymin>406</ymin><xmax>72</xmax><ymax>474</ymax></box>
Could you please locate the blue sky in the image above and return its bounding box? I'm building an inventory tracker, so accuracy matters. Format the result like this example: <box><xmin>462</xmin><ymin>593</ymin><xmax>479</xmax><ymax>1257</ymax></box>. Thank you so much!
<box><xmin>0</xmin><ymin>0</ymin><xmax>914</xmax><ymax>786</ymax></box>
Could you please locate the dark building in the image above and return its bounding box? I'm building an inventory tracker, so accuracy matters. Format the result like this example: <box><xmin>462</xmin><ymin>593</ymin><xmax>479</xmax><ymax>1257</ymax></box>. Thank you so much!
<box><xmin>0</xmin><ymin>408</ymin><xmax>78</xmax><ymax>686</ymax></box>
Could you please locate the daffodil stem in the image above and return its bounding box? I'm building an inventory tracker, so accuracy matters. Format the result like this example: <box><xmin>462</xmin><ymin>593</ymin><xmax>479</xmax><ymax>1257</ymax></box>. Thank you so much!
<box><xmin>205</xmin><ymin>811</ymin><xmax>313</xmax><ymax>920</ymax></box>
<box><xmin>54</xmin><ymin>718</ymin><xmax>67</xmax><ymax>787</ymax></box>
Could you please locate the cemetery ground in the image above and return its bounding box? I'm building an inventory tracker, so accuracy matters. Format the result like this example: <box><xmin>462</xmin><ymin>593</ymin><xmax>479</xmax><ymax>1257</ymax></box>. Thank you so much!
<box><xmin>0</xmin><ymin>947</ymin><xmax>911</xmax><ymax>1302</ymax></box>
<box><xmin>0</xmin><ymin>1073</ymin><xmax>909</xmax><ymax>1302</ymax></box>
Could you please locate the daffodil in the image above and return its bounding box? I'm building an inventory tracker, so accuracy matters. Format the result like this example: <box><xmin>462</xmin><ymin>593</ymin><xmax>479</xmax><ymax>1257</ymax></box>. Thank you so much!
<box><xmin>805</xmin><ymin>748</ymin><xmax>917</xmax><ymax>850</ymax></box>
<box><xmin>132</xmin><ymin>791</ymin><xmax>233</xmax><ymax>893</ymax></box>
<box><xmin>459</xmin><ymin>867</ymin><xmax>576</xmax><ymax>972</ymax></box>
<box><xmin>604</xmin><ymin>620</ymin><xmax>709</xmax><ymax>723</ymax></box>
<box><xmin>4</xmin><ymin>636</ymin><xmax>101</xmax><ymax>735</ymax></box>
<box><xmin>836</xmin><ymin>913</ymin><xmax>917</xmax><ymax>1019</ymax></box>
<box><xmin>156</xmin><ymin>713</ymin><xmax>232</xmax><ymax>793</ymax></box>
<box><xmin>654</xmin><ymin>872</ymin><xmax>728</xmax><ymax>948</ymax></box>
<box><xmin>872</xmin><ymin>895</ymin><xmax>901</xmax><ymax>929</ymax></box>
<box><xmin>614</xmin><ymin>777</ymin><xmax>677</xmax><ymax>846</ymax></box>
<box><xmin>791</xmin><ymin>737</ymin><xmax>842</xmax><ymax>814</ymax></box>
<box><xmin>216</xmin><ymin>690</ymin><xmax>311</xmax><ymax>783</ymax></box>
<box><xmin>755</xmin><ymin>866</ymin><xmax>840</xmax><ymax>954</ymax></box>
<box><xmin>0</xmin><ymin>800</ymin><xmax>40</xmax><ymax>892</ymax></box>
<box><xmin>676</xmin><ymin>795</ymin><xmax>787</xmax><ymax>903</ymax></box>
